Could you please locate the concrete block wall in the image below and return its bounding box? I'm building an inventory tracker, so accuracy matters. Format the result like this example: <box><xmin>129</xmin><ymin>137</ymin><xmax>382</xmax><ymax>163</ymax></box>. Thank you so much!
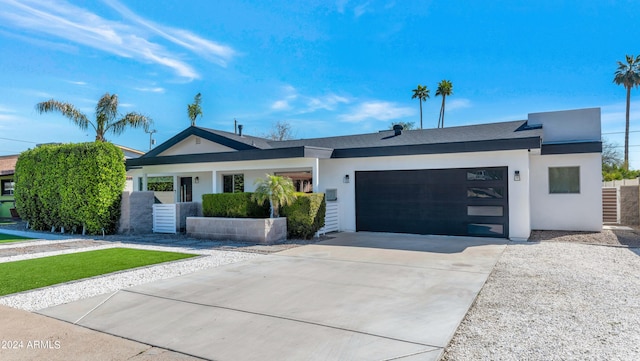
<box><xmin>187</xmin><ymin>217</ymin><xmax>287</xmax><ymax>244</ymax></box>
<box><xmin>176</xmin><ymin>202</ymin><xmax>203</xmax><ymax>232</ymax></box>
<box><xmin>119</xmin><ymin>191</ymin><xmax>154</xmax><ymax>233</ymax></box>
<box><xmin>620</xmin><ymin>186</ymin><xmax>639</xmax><ymax>226</ymax></box>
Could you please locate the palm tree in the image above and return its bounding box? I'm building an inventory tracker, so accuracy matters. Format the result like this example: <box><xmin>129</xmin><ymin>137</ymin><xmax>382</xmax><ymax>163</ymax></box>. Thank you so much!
<box><xmin>436</xmin><ymin>80</ymin><xmax>453</xmax><ymax>128</ymax></box>
<box><xmin>35</xmin><ymin>92</ymin><xmax>152</xmax><ymax>142</ymax></box>
<box><xmin>252</xmin><ymin>174</ymin><xmax>297</xmax><ymax>218</ymax></box>
<box><xmin>614</xmin><ymin>55</ymin><xmax>640</xmax><ymax>170</ymax></box>
<box><xmin>187</xmin><ymin>92</ymin><xmax>203</xmax><ymax>126</ymax></box>
<box><xmin>411</xmin><ymin>84</ymin><xmax>430</xmax><ymax>129</ymax></box>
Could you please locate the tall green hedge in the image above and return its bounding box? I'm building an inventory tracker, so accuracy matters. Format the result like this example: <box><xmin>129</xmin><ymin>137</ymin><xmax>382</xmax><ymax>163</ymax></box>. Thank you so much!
<box><xmin>202</xmin><ymin>192</ymin><xmax>326</xmax><ymax>239</ymax></box>
<box><xmin>281</xmin><ymin>193</ymin><xmax>326</xmax><ymax>239</ymax></box>
<box><xmin>202</xmin><ymin>193</ymin><xmax>269</xmax><ymax>218</ymax></box>
<box><xmin>14</xmin><ymin>142</ymin><xmax>125</xmax><ymax>234</ymax></box>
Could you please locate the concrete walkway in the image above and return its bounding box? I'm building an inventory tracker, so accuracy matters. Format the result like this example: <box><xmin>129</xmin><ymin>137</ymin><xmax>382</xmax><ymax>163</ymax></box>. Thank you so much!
<box><xmin>37</xmin><ymin>232</ymin><xmax>507</xmax><ymax>361</ymax></box>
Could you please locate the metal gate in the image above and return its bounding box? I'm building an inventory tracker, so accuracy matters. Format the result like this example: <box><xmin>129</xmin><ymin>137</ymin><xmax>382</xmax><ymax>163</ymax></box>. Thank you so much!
<box><xmin>153</xmin><ymin>204</ymin><xmax>177</xmax><ymax>234</ymax></box>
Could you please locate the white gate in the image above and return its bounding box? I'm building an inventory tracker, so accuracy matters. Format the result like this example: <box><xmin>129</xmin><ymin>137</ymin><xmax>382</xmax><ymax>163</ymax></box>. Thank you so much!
<box><xmin>153</xmin><ymin>204</ymin><xmax>177</xmax><ymax>234</ymax></box>
<box><xmin>319</xmin><ymin>201</ymin><xmax>339</xmax><ymax>235</ymax></box>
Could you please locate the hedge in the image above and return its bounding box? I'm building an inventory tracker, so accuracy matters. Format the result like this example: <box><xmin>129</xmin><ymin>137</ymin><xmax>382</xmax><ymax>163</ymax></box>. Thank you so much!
<box><xmin>202</xmin><ymin>192</ymin><xmax>269</xmax><ymax>218</ymax></box>
<box><xmin>202</xmin><ymin>192</ymin><xmax>326</xmax><ymax>239</ymax></box>
<box><xmin>14</xmin><ymin>142</ymin><xmax>125</xmax><ymax>234</ymax></box>
<box><xmin>281</xmin><ymin>193</ymin><xmax>326</xmax><ymax>239</ymax></box>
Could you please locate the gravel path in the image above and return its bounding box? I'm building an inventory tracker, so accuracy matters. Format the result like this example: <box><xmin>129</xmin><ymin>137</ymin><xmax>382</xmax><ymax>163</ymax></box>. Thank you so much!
<box><xmin>442</xmin><ymin>236</ymin><xmax>640</xmax><ymax>360</ymax></box>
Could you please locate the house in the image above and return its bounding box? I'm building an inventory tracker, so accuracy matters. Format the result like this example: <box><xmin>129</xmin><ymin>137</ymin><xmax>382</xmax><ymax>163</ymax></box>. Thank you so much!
<box><xmin>0</xmin><ymin>154</ymin><xmax>18</xmax><ymax>219</ymax></box>
<box><xmin>126</xmin><ymin>107</ymin><xmax>603</xmax><ymax>241</ymax></box>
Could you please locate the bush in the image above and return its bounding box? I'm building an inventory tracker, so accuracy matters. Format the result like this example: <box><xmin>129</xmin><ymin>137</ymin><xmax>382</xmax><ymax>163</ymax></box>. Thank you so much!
<box><xmin>14</xmin><ymin>142</ymin><xmax>125</xmax><ymax>234</ymax></box>
<box><xmin>202</xmin><ymin>193</ymin><xmax>269</xmax><ymax>218</ymax></box>
<box><xmin>281</xmin><ymin>193</ymin><xmax>326</xmax><ymax>239</ymax></box>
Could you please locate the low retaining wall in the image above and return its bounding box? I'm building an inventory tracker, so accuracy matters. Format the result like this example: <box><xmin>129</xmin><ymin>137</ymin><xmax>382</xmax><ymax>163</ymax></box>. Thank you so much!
<box><xmin>187</xmin><ymin>217</ymin><xmax>287</xmax><ymax>244</ymax></box>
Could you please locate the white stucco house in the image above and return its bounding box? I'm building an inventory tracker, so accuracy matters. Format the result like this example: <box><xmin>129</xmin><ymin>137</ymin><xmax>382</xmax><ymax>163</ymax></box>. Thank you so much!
<box><xmin>126</xmin><ymin>107</ymin><xmax>603</xmax><ymax>241</ymax></box>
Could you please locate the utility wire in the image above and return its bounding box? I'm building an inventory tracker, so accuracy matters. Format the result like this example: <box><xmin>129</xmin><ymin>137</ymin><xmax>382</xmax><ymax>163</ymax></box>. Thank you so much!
<box><xmin>0</xmin><ymin>137</ymin><xmax>38</xmax><ymax>144</ymax></box>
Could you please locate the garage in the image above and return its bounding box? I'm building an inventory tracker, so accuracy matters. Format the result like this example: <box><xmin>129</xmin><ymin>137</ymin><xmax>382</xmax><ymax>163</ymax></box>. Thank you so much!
<box><xmin>355</xmin><ymin>167</ymin><xmax>509</xmax><ymax>238</ymax></box>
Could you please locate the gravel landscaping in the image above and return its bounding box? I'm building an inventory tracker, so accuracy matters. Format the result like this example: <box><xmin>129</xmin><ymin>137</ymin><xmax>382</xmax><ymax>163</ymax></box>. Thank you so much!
<box><xmin>442</xmin><ymin>229</ymin><xmax>640</xmax><ymax>361</ymax></box>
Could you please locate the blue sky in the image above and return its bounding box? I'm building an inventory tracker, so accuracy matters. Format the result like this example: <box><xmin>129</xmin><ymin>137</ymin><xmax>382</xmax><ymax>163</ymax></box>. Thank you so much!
<box><xmin>1</xmin><ymin>0</ymin><xmax>640</xmax><ymax>167</ymax></box>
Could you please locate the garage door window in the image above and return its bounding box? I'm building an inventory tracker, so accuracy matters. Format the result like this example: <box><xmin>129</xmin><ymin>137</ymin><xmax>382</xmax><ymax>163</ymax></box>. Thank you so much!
<box><xmin>467</xmin><ymin>187</ymin><xmax>504</xmax><ymax>199</ymax></box>
<box><xmin>549</xmin><ymin>167</ymin><xmax>579</xmax><ymax>194</ymax></box>
<box><xmin>467</xmin><ymin>169</ymin><xmax>503</xmax><ymax>181</ymax></box>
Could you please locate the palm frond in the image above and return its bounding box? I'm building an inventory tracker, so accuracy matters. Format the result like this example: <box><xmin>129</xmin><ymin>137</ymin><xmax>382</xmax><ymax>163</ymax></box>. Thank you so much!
<box><xmin>96</xmin><ymin>93</ymin><xmax>119</xmax><ymax>124</ymax></box>
<box><xmin>35</xmin><ymin>99</ymin><xmax>90</xmax><ymax>130</ymax></box>
<box><xmin>108</xmin><ymin>112</ymin><xmax>152</xmax><ymax>136</ymax></box>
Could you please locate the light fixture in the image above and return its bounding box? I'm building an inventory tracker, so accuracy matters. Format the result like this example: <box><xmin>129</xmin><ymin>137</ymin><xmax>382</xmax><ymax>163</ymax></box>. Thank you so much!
<box><xmin>195</xmin><ymin>176</ymin><xmax>199</xmax><ymax>184</ymax></box>
<box><xmin>514</xmin><ymin>170</ymin><xmax>520</xmax><ymax>181</ymax></box>
<box><xmin>343</xmin><ymin>174</ymin><xmax>350</xmax><ymax>183</ymax></box>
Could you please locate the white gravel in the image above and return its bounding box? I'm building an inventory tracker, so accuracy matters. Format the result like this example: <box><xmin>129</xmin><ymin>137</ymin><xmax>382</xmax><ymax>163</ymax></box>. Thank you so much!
<box><xmin>0</xmin><ymin>241</ymin><xmax>262</xmax><ymax>312</ymax></box>
<box><xmin>442</xmin><ymin>241</ymin><xmax>640</xmax><ymax>361</ymax></box>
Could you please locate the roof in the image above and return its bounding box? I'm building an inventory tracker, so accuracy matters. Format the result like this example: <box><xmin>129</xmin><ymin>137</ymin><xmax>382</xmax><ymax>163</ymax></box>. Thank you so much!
<box><xmin>128</xmin><ymin>120</ymin><xmax>550</xmax><ymax>168</ymax></box>
<box><xmin>0</xmin><ymin>154</ymin><xmax>18</xmax><ymax>176</ymax></box>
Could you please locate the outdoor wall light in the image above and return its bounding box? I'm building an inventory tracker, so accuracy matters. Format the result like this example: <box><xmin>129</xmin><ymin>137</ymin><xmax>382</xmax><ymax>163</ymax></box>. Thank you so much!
<box><xmin>195</xmin><ymin>176</ymin><xmax>200</xmax><ymax>184</ymax></box>
<box><xmin>514</xmin><ymin>170</ymin><xmax>520</xmax><ymax>181</ymax></box>
<box><xmin>343</xmin><ymin>174</ymin><xmax>350</xmax><ymax>183</ymax></box>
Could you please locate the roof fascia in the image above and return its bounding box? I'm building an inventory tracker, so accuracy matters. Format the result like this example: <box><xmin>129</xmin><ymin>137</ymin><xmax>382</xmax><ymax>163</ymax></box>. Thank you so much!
<box><xmin>541</xmin><ymin>141</ymin><xmax>602</xmax><ymax>155</ymax></box>
<box><xmin>142</xmin><ymin>127</ymin><xmax>258</xmax><ymax>158</ymax></box>
<box><xmin>331</xmin><ymin>137</ymin><xmax>542</xmax><ymax>158</ymax></box>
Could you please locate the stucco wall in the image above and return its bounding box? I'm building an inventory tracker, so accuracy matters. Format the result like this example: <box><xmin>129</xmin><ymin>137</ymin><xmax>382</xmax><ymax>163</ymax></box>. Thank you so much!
<box><xmin>528</xmin><ymin>108</ymin><xmax>601</xmax><ymax>143</ymax></box>
<box><xmin>529</xmin><ymin>153</ymin><xmax>602</xmax><ymax>231</ymax></box>
<box><xmin>159</xmin><ymin>135</ymin><xmax>235</xmax><ymax>156</ymax></box>
<box><xmin>619</xmin><ymin>186</ymin><xmax>639</xmax><ymax>226</ymax></box>
<box><xmin>318</xmin><ymin>149</ymin><xmax>532</xmax><ymax>240</ymax></box>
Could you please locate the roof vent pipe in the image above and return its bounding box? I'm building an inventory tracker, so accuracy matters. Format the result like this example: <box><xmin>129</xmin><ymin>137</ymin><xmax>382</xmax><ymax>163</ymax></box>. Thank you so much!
<box><xmin>393</xmin><ymin>124</ymin><xmax>403</xmax><ymax>136</ymax></box>
<box><xmin>238</xmin><ymin>124</ymin><xmax>243</xmax><ymax>137</ymax></box>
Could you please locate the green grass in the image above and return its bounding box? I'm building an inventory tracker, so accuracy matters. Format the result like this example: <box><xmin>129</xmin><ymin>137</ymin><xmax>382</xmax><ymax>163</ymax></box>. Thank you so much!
<box><xmin>0</xmin><ymin>232</ymin><xmax>33</xmax><ymax>244</ymax></box>
<box><xmin>0</xmin><ymin>248</ymin><xmax>197</xmax><ymax>296</ymax></box>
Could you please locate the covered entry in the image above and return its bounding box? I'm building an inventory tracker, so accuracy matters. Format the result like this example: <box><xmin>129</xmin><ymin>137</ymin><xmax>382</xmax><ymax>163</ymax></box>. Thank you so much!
<box><xmin>355</xmin><ymin>167</ymin><xmax>509</xmax><ymax>237</ymax></box>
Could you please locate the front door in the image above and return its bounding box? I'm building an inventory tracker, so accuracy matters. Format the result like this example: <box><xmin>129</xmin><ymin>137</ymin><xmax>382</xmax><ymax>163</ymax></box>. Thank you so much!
<box><xmin>180</xmin><ymin>177</ymin><xmax>193</xmax><ymax>202</ymax></box>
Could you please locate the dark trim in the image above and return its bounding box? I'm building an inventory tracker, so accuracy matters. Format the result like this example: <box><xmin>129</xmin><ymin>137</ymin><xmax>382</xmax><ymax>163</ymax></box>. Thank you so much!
<box><xmin>541</xmin><ymin>141</ymin><xmax>602</xmax><ymax>155</ymax></box>
<box><xmin>127</xmin><ymin>146</ymin><xmax>333</xmax><ymax>168</ymax></box>
<box><xmin>332</xmin><ymin>137</ymin><xmax>541</xmax><ymax>158</ymax></box>
<box><xmin>143</xmin><ymin>127</ymin><xmax>259</xmax><ymax>158</ymax></box>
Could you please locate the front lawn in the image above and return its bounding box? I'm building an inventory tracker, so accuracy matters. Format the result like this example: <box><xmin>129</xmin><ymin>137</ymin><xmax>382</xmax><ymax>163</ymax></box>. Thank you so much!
<box><xmin>0</xmin><ymin>248</ymin><xmax>197</xmax><ymax>296</ymax></box>
<box><xmin>0</xmin><ymin>232</ymin><xmax>33</xmax><ymax>244</ymax></box>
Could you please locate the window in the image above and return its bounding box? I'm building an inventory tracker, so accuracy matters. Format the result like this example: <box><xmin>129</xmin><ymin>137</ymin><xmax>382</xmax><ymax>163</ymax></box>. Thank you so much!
<box><xmin>223</xmin><ymin>174</ymin><xmax>244</xmax><ymax>193</ymax></box>
<box><xmin>549</xmin><ymin>167</ymin><xmax>580</xmax><ymax>194</ymax></box>
<box><xmin>467</xmin><ymin>187</ymin><xmax>504</xmax><ymax>199</ymax></box>
<box><xmin>1</xmin><ymin>179</ymin><xmax>14</xmax><ymax>196</ymax></box>
<box><xmin>466</xmin><ymin>169</ymin><xmax>503</xmax><ymax>181</ymax></box>
<box><xmin>147</xmin><ymin>176</ymin><xmax>174</xmax><ymax>191</ymax></box>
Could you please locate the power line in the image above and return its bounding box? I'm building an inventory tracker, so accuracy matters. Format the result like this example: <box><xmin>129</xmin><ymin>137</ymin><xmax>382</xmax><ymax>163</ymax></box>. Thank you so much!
<box><xmin>0</xmin><ymin>137</ymin><xmax>38</xmax><ymax>144</ymax></box>
<box><xmin>602</xmin><ymin>130</ymin><xmax>640</xmax><ymax>135</ymax></box>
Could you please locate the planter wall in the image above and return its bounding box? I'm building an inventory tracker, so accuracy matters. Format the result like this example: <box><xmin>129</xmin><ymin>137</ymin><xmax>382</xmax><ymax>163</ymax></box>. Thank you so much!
<box><xmin>187</xmin><ymin>217</ymin><xmax>287</xmax><ymax>244</ymax></box>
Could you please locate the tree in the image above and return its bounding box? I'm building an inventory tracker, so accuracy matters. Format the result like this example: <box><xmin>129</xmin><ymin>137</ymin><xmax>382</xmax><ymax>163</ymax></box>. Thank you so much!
<box><xmin>613</xmin><ymin>55</ymin><xmax>640</xmax><ymax>170</ymax></box>
<box><xmin>602</xmin><ymin>138</ymin><xmax>622</xmax><ymax>172</ymax></box>
<box><xmin>35</xmin><ymin>92</ymin><xmax>151</xmax><ymax>142</ymax></box>
<box><xmin>264</xmin><ymin>120</ymin><xmax>295</xmax><ymax>141</ymax></box>
<box><xmin>436</xmin><ymin>80</ymin><xmax>453</xmax><ymax>128</ymax></box>
<box><xmin>252</xmin><ymin>174</ymin><xmax>297</xmax><ymax>218</ymax></box>
<box><xmin>388</xmin><ymin>121</ymin><xmax>415</xmax><ymax>130</ymax></box>
<box><xmin>187</xmin><ymin>92</ymin><xmax>203</xmax><ymax>126</ymax></box>
<box><xmin>411</xmin><ymin>84</ymin><xmax>430</xmax><ymax>129</ymax></box>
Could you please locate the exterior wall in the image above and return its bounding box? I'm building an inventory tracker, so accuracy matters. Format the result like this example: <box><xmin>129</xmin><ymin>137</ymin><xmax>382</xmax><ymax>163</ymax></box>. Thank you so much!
<box><xmin>317</xmin><ymin>149</ymin><xmax>532</xmax><ymax>240</ymax></box>
<box><xmin>119</xmin><ymin>191</ymin><xmax>154</xmax><ymax>233</ymax></box>
<box><xmin>159</xmin><ymin>135</ymin><xmax>235</xmax><ymax>156</ymax></box>
<box><xmin>528</xmin><ymin>108</ymin><xmax>601</xmax><ymax>143</ymax></box>
<box><xmin>187</xmin><ymin>217</ymin><xmax>287</xmax><ymax>244</ymax></box>
<box><xmin>530</xmin><ymin>153</ymin><xmax>602</xmax><ymax>231</ymax></box>
<box><xmin>619</xmin><ymin>186</ymin><xmax>639</xmax><ymax>226</ymax></box>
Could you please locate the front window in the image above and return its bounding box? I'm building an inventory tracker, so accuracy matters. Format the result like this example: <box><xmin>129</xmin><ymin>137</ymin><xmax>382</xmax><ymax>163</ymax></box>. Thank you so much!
<box><xmin>147</xmin><ymin>176</ymin><xmax>174</xmax><ymax>191</ymax></box>
<box><xmin>223</xmin><ymin>174</ymin><xmax>244</xmax><ymax>193</ymax></box>
<box><xmin>549</xmin><ymin>167</ymin><xmax>580</xmax><ymax>194</ymax></box>
<box><xmin>1</xmin><ymin>179</ymin><xmax>14</xmax><ymax>196</ymax></box>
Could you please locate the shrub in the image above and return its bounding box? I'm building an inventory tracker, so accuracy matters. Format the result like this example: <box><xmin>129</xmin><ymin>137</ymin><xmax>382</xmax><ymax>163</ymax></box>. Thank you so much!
<box><xmin>281</xmin><ymin>193</ymin><xmax>326</xmax><ymax>239</ymax></box>
<box><xmin>202</xmin><ymin>193</ymin><xmax>269</xmax><ymax>218</ymax></box>
<box><xmin>14</xmin><ymin>142</ymin><xmax>125</xmax><ymax>234</ymax></box>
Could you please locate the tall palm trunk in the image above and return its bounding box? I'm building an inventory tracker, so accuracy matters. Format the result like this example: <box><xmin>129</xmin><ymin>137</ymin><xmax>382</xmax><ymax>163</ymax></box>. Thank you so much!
<box><xmin>625</xmin><ymin>86</ymin><xmax>631</xmax><ymax>170</ymax></box>
<box><xmin>419</xmin><ymin>99</ymin><xmax>423</xmax><ymax>129</ymax></box>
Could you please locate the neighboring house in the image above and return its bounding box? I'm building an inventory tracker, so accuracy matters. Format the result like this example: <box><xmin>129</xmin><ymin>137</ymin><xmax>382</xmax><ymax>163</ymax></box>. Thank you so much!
<box><xmin>126</xmin><ymin>108</ymin><xmax>603</xmax><ymax>241</ymax></box>
<box><xmin>0</xmin><ymin>154</ymin><xmax>18</xmax><ymax>219</ymax></box>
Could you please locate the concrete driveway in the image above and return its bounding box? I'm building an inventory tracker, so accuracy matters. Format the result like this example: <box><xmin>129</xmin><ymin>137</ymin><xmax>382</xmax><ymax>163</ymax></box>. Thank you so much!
<box><xmin>39</xmin><ymin>232</ymin><xmax>507</xmax><ymax>361</ymax></box>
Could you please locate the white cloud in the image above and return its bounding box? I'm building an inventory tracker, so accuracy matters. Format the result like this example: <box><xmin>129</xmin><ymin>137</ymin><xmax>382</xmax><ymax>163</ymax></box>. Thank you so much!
<box><xmin>446</xmin><ymin>98</ymin><xmax>471</xmax><ymax>111</ymax></box>
<box><xmin>135</xmin><ymin>87</ymin><xmax>165</xmax><ymax>93</ymax></box>
<box><xmin>306</xmin><ymin>94</ymin><xmax>350</xmax><ymax>112</ymax></box>
<box><xmin>336</xmin><ymin>0</ymin><xmax>349</xmax><ymax>13</ymax></box>
<box><xmin>67</xmin><ymin>80</ymin><xmax>87</xmax><ymax>86</ymax></box>
<box><xmin>0</xmin><ymin>0</ymin><xmax>237</xmax><ymax>80</ymax></box>
<box><xmin>340</xmin><ymin>101</ymin><xmax>414</xmax><ymax>122</ymax></box>
<box><xmin>271</xmin><ymin>100</ymin><xmax>291</xmax><ymax>110</ymax></box>
<box><xmin>354</xmin><ymin>2</ymin><xmax>370</xmax><ymax>17</ymax></box>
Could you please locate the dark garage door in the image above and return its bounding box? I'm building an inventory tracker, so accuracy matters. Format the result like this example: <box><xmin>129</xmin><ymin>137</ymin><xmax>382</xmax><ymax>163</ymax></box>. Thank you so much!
<box><xmin>355</xmin><ymin>167</ymin><xmax>508</xmax><ymax>238</ymax></box>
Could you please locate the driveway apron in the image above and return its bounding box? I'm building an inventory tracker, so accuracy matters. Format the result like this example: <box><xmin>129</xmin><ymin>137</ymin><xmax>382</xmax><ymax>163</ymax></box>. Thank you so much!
<box><xmin>38</xmin><ymin>232</ymin><xmax>507</xmax><ymax>361</ymax></box>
